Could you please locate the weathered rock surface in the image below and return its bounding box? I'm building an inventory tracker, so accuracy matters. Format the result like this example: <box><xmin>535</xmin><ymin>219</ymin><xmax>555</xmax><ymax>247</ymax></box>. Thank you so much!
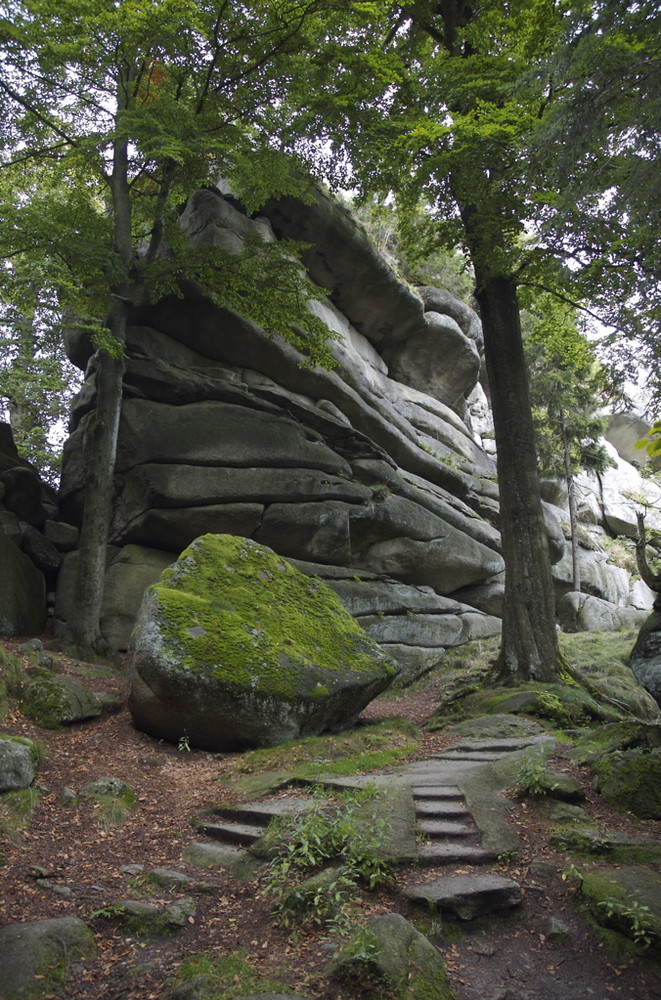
<box><xmin>0</xmin><ymin>736</ymin><xmax>38</xmax><ymax>792</ymax></box>
<box><xmin>0</xmin><ymin>916</ymin><xmax>96</xmax><ymax>1000</ymax></box>
<box><xmin>327</xmin><ymin>912</ymin><xmax>455</xmax><ymax>999</ymax></box>
<box><xmin>57</xmin><ymin>188</ymin><xmax>510</xmax><ymax>661</ymax></box>
<box><xmin>19</xmin><ymin>671</ymin><xmax>104</xmax><ymax>728</ymax></box>
<box><xmin>0</xmin><ymin>423</ymin><xmax>78</xmax><ymax>636</ymax></box>
<box><xmin>630</xmin><ymin>609</ymin><xmax>661</xmax><ymax>707</ymax></box>
<box><xmin>402</xmin><ymin>873</ymin><xmax>522</xmax><ymax>920</ymax></box>
<box><xmin>128</xmin><ymin>534</ymin><xmax>395</xmax><ymax>750</ymax></box>
<box><xmin>558</xmin><ymin>592</ymin><xmax>648</xmax><ymax>633</ymax></box>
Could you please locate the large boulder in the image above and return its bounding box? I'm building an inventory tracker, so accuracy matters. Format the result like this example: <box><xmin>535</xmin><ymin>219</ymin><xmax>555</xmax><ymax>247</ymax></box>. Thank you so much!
<box><xmin>558</xmin><ymin>592</ymin><xmax>648</xmax><ymax>633</ymax></box>
<box><xmin>128</xmin><ymin>534</ymin><xmax>395</xmax><ymax>751</ymax></box>
<box><xmin>0</xmin><ymin>916</ymin><xmax>96</xmax><ymax>1000</ymax></box>
<box><xmin>630</xmin><ymin>609</ymin><xmax>661</xmax><ymax>707</ymax></box>
<box><xmin>0</xmin><ymin>534</ymin><xmax>46</xmax><ymax>637</ymax></box>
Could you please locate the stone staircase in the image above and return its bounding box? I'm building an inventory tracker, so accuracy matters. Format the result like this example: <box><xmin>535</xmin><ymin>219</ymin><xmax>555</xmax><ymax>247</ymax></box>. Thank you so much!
<box><xmin>412</xmin><ymin>783</ymin><xmax>494</xmax><ymax>865</ymax></box>
<box><xmin>193</xmin><ymin>795</ymin><xmax>311</xmax><ymax>849</ymax></box>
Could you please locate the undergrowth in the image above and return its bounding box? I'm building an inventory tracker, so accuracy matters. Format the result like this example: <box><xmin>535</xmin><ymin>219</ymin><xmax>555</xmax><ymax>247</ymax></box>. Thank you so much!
<box><xmin>261</xmin><ymin>786</ymin><xmax>392</xmax><ymax>933</ymax></box>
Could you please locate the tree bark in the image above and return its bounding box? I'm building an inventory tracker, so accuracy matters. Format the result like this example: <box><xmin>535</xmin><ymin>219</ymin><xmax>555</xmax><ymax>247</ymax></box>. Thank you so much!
<box><xmin>476</xmin><ymin>271</ymin><xmax>561</xmax><ymax>682</ymax></box>
<box><xmin>69</xmin><ymin>73</ymin><xmax>133</xmax><ymax>653</ymax></box>
<box><xmin>560</xmin><ymin>407</ymin><xmax>581</xmax><ymax>592</ymax></box>
<box><xmin>70</xmin><ymin>318</ymin><xmax>126</xmax><ymax>652</ymax></box>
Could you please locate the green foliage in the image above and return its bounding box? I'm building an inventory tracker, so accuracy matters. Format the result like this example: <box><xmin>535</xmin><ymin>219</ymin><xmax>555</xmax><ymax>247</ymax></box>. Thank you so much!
<box><xmin>513</xmin><ymin>748</ymin><xmax>557</xmax><ymax>798</ymax></box>
<box><xmin>261</xmin><ymin>787</ymin><xmax>391</xmax><ymax>931</ymax></box>
<box><xmin>596</xmin><ymin>899</ymin><xmax>657</xmax><ymax>948</ymax></box>
<box><xmin>637</xmin><ymin>422</ymin><xmax>661</xmax><ymax>460</ymax></box>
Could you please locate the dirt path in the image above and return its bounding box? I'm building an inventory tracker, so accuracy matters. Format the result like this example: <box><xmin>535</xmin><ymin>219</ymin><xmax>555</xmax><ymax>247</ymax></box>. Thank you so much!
<box><xmin>1</xmin><ymin>641</ymin><xmax>660</xmax><ymax>1000</ymax></box>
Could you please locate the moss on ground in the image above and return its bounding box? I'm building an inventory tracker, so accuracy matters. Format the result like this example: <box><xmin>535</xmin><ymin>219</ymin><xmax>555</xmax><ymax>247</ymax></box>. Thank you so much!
<box><xmin>427</xmin><ymin>631</ymin><xmax>658</xmax><ymax>732</ymax></box>
<box><xmin>220</xmin><ymin>717</ymin><xmax>420</xmax><ymax>797</ymax></box>
<box><xmin>167</xmin><ymin>949</ymin><xmax>292</xmax><ymax>999</ymax></box>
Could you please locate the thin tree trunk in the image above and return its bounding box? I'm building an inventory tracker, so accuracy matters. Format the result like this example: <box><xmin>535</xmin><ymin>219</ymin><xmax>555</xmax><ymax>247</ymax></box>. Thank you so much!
<box><xmin>560</xmin><ymin>407</ymin><xmax>581</xmax><ymax>592</ymax></box>
<box><xmin>476</xmin><ymin>272</ymin><xmax>561</xmax><ymax>682</ymax></box>
<box><xmin>70</xmin><ymin>323</ymin><xmax>126</xmax><ymax>652</ymax></box>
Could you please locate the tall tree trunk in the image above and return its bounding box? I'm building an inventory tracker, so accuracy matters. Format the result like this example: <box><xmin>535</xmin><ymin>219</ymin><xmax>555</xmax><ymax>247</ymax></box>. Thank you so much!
<box><xmin>70</xmin><ymin>318</ymin><xmax>126</xmax><ymax>652</ymax></box>
<box><xmin>476</xmin><ymin>271</ymin><xmax>561</xmax><ymax>682</ymax></box>
<box><xmin>69</xmin><ymin>76</ymin><xmax>132</xmax><ymax>653</ymax></box>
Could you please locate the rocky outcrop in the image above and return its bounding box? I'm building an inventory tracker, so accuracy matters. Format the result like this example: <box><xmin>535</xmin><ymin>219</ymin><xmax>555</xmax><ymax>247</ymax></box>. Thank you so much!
<box><xmin>0</xmin><ymin>423</ymin><xmax>77</xmax><ymax>637</ymax></box>
<box><xmin>128</xmin><ymin>534</ymin><xmax>396</xmax><ymax>750</ymax></box>
<box><xmin>57</xmin><ymin>186</ymin><xmax>507</xmax><ymax>675</ymax></box>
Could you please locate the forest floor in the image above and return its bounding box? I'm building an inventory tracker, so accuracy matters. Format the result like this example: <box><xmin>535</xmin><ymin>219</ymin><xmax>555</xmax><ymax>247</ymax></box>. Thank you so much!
<box><xmin>1</xmin><ymin>638</ymin><xmax>661</xmax><ymax>1000</ymax></box>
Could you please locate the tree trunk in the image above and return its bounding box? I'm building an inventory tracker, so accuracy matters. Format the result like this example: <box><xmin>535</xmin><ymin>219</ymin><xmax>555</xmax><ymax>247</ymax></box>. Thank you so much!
<box><xmin>70</xmin><ymin>314</ymin><xmax>126</xmax><ymax>653</ymax></box>
<box><xmin>69</xmin><ymin>74</ymin><xmax>133</xmax><ymax>654</ymax></box>
<box><xmin>476</xmin><ymin>272</ymin><xmax>561</xmax><ymax>682</ymax></box>
<box><xmin>560</xmin><ymin>408</ymin><xmax>581</xmax><ymax>592</ymax></box>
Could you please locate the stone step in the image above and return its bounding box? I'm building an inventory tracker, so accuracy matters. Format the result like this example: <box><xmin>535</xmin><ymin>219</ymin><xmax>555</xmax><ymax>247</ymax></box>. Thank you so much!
<box><xmin>415</xmin><ymin>800</ymin><xmax>470</xmax><ymax>817</ymax></box>
<box><xmin>417</xmin><ymin>820</ymin><xmax>475</xmax><ymax>838</ymax></box>
<box><xmin>195</xmin><ymin>820</ymin><xmax>265</xmax><ymax>846</ymax></box>
<box><xmin>402</xmin><ymin>874</ymin><xmax>523</xmax><ymax>920</ymax></box>
<box><xmin>417</xmin><ymin>843</ymin><xmax>494</xmax><ymax>866</ymax></box>
<box><xmin>210</xmin><ymin>797</ymin><xmax>311</xmax><ymax>825</ymax></box>
<box><xmin>429</xmin><ymin>751</ymin><xmax>504</xmax><ymax>762</ymax></box>
<box><xmin>412</xmin><ymin>785</ymin><xmax>463</xmax><ymax>800</ymax></box>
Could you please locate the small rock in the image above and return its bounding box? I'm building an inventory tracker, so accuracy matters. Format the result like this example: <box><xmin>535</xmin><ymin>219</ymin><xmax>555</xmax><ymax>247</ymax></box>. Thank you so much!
<box><xmin>120</xmin><ymin>864</ymin><xmax>144</xmax><ymax>876</ymax></box>
<box><xmin>528</xmin><ymin>860</ymin><xmax>556</xmax><ymax>880</ymax></box>
<box><xmin>471</xmin><ymin>941</ymin><xmax>496</xmax><ymax>956</ymax></box>
<box><xmin>36</xmin><ymin>879</ymin><xmax>74</xmax><ymax>899</ymax></box>
<box><xmin>545</xmin><ymin>916</ymin><xmax>570</xmax><ymax>942</ymax></box>
<box><xmin>148</xmin><ymin>868</ymin><xmax>192</xmax><ymax>890</ymax></box>
<box><xmin>60</xmin><ymin>787</ymin><xmax>77</xmax><ymax>805</ymax></box>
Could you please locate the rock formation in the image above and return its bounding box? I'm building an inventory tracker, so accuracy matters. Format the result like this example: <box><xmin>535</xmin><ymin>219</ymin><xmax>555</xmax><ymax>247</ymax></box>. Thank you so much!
<box><xmin>128</xmin><ymin>534</ymin><xmax>395</xmax><ymax>750</ymax></box>
<box><xmin>56</xmin><ymin>185</ymin><xmax>507</xmax><ymax>679</ymax></box>
<box><xmin>43</xmin><ymin>183</ymin><xmax>660</xmax><ymax>675</ymax></box>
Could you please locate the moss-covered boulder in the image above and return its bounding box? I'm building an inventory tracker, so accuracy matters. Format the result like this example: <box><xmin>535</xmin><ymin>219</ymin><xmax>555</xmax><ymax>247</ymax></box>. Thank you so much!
<box><xmin>591</xmin><ymin>749</ymin><xmax>661</xmax><ymax>819</ymax></box>
<box><xmin>19</xmin><ymin>672</ymin><xmax>103</xmax><ymax>728</ymax></box>
<box><xmin>0</xmin><ymin>735</ymin><xmax>40</xmax><ymax>792</ymax></box>
<box><xmin>579</xmin><ymin>867</ymin><xmax>661</xmax><ymax>952</ymax></box>
<box><xmin>327</xmin><ymin>912</ymin><xmax>455</xmax><ymax>999</ymax></box>
<box><xmin>128</xmin><ymin>534</ymin><xmax>395</xmax><ymax>751</ymax></box>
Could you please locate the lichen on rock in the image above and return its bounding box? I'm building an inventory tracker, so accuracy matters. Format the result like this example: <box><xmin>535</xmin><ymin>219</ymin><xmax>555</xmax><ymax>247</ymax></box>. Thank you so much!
<box><xmin>128</xmin><ymin>534</ymin><xmax>395</xmax><ymax>751</ymax></box>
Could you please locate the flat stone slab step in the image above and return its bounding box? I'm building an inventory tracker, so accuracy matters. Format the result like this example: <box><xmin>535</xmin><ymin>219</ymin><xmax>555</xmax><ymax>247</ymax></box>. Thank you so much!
<box><xmin>210</xmin><ymin>797</ymin><xmax>311</xmax><ymax>825</ymax></box>
<box><xmin>429</xmin><ymin>751</ymin><xmax>505</xmax><ymax>762</ymax></box>
<box><xmin>417</xmin><ymin>820</ymin><xmax>475</xmax><ymax>837</ymax></box>
<box><xmin>195</xmin><ymin>820</ymin><xmax>265</xmax><ymax>846</ymax></box>
<box><xmin>447</xmin><ymin>739</ymin><xmax>547</xmax><ymax>752</ymax></box>
<box><xmin>415</xmin><ymin>800</ymin><xmax>470</xmax><ymax>817</ymax></box>
<box><xmin>412</xmin><ymin>785</ymin><xmax>463</xmax><ymax>799</ymax></box>
<box><xmin>417</xmin><ymin>844</ymin><xmax>494</xmax><ymax>865</ymax></box>
<box><xmin>402</xmin><ymin>874</ymin><xmax>522</xmax><ymax>919</ymax></box>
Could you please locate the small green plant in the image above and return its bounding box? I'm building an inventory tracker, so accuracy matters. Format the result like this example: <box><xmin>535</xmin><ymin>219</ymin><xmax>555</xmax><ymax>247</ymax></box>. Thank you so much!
<box><xmin>561</xmin><ymin>862</ymin><xmax>583</xmax><ymax>886</ymax></box>
<box><xmin>514</xmin><ymin>748</ymin><xmax>557</xmax><ymax>798</ymax></box>
<box><xmin>496</xmin><ymin>850</ymin><xmax>518</xmax><ymax>868</ymax></box>
<box><xmin>339</xmin><ymin>926</ymin><xmax>380</xmax><ymax>965</ymax></box>
<box><xmin>170</xmin><ymin>950</ymin><xmax>290</xmax><ymax>999</ymax></box>
<box><xmin>178</xmin><ymin>733</ymin><xmax>191</xmax><ymax>752</ymax></box>
<box><xmin>368</xmin><ymin>483</ymin><xmax>391</xmax><ymax>503</ymax></box>
<box><xmin>261</xmin><ymin>787</ymin><xmax>391</xmax><ymax>932</ymax></box>
<box><xmin>597</xmin><ymin>898</ymin><xmax>657</xmax><ymax>947</ymax></box>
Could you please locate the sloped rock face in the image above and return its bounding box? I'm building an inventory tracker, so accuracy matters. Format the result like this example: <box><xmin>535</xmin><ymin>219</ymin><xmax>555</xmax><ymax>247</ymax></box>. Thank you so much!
<box><xmin>58</xmin><ymin>186</ymin><xmax>506</xmax><ymax>674</ymax></box>
<box><xmin>127</xmin><ymin>534</ymin><xmax>395</xmax><ymax>750</ymax></box>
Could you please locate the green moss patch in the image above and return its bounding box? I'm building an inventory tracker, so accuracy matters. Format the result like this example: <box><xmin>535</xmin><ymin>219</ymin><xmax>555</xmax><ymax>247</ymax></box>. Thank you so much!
<box><xmin>150</xmin><ymin>534</ymin><xmax>394</xmax><ymax>700</ymax></box>
<box><xmin>427</xmin><ymin>631</ymin><xmax>657</xmax><ymax>733</ymax></box>
<box><xmin>221</xmin><ymin>718</ymin><xmax>420</xmax><ymax>797</ymax></box>
<box><xmin>591</xmin><ymin>749</ymin><xmax>661</xmax><ymax>820</ymax></box>
<box><xmin>167</xmin><ymin>949</ymin><xmax>293</xmax><ymax>1000</ymax></box>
